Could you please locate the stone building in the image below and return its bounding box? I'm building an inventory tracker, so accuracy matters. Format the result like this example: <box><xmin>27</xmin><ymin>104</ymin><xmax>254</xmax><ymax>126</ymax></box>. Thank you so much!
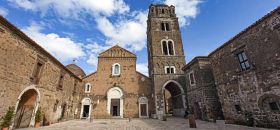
<box><xmin>0</xmin><ymin>16</ymin><xmax>84</xmax><ymax>129</ymax></box>
<box><xmin>184</xmin><ymin>6</ymin><xmax>280</xmax><ymax>128</ymax></box>
<box><xmin>82</xmin><ymin>46</ymin><xmax>154</xmax><ymax>119</ymax></box>
<box><xmin>147</xmin><ymin>4</ymin><xmax>187</xmax><ymax>118</ymax></box>
<box><xmin>208</xmin><ymin>6</ymin><xmax>280</xmax><ymax>128</ymax></box>
<box><xmin>182</xmin><ymin>56</ymin><xmax>223</xmax><ymax>121</ymax></box>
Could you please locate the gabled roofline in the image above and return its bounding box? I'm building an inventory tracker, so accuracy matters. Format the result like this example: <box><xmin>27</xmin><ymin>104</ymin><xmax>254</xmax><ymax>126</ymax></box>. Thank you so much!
<box><xmin>208</xmin><ymin>6</ymin><xmax>280</xmax><ymax>57</ymax></box>
<box><xmin>0</xmin><ymin>16</ymin><xmax>81</xmax><ymax>81</ymax></box>
<box><xmin>98</xmin><ymin>45</ymin><xmax>136</xmax><ymax>58</ymax></box>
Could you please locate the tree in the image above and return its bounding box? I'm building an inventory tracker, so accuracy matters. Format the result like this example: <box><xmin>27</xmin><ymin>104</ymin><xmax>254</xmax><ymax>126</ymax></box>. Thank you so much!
<box><xmin>35</xmin><ymin>107</ymin><xmax>42</xmax><ymax>123</ymax></box>
<box><xmin>0</xmin><ymin>106</ymin><xmax>15</xmax><ymax>128</ymax></box>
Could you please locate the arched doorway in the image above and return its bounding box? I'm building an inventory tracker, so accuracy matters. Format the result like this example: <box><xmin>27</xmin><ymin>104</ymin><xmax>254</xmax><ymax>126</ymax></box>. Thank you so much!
<box><xmin>80</xmin><ymin>98</ymin><xmax>92</xmax><ymax>119</ymax></box>
<box><xmin>107</xmin><ymin>87</ymin><xmax>123</xmax><ymax>118</ymax></box>
<box><xmin>162</xmin><ymin>80</ymin><xmax>186</xmax><ymax>117</ymax></box>
<box><xmin>138</xmin><ymin>96</ymin><xmax>149</xmax><ymax>118</ymax></box>
<box><xmin>13</xmin><ymin>86</ymin><xmax>40</xmax><ymax>128</ymax></box>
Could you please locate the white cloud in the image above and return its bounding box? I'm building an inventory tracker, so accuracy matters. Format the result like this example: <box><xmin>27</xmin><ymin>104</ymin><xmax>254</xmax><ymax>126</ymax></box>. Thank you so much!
<box><xmin>95</xmin><ymin>11</ymin><xmax>148</xmax><ymax>52</ymax></box>
<box><xmin>85</xmin><ymin>42</ymin><xmax>111</xmax><ymax>66</ymax></box>
<box><xmin>136</xmin><ymin>63</ymin><xmax>149</xmax><ymax>76</ymax></box>
<box><xmin>85</xmin><ymin>42</ymin><xmax>111</xmax><ymax>54</ymax></box>
<box><xmin>164</xmin><ymin>0</ymin><xmax>201</xmax><ymax>26</ymax></box>
<box><xmin>22</xmin><ymin>22</ymin><xmax>85</xmax><ymax>62</ymax></box>
<box><xmin>86</xmin><ymin>54</ymin><xmax>99</xmax><ymax>67</ymax></box>
<box><xmin>8</xmin><ymin>0</ymin><xmax>129</xmax><ymax>18</ymax></box>
<box><xmin>0</xmin><ymin>7</ymin><xmax>8</xmax><ymax>16</ymax></box>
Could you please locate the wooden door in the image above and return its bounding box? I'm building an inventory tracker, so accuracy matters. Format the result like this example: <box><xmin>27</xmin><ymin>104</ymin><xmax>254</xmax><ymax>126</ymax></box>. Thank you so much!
<box><xmin>14</xmin><ymin>105</ymin><xmax>34</xmax><ymax>128</ymax></box>
<box><xmin>140</xmin><ymin>104</ymin><xmax>147</xmax><ymax>116</ymax></box>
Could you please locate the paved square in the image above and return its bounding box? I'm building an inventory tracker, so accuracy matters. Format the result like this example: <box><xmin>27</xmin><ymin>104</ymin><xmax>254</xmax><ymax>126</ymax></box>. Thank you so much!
<box><xmin>18</xmin><ymin>118</ymin><xmax>275</xmax><ymax>130</ymax></box>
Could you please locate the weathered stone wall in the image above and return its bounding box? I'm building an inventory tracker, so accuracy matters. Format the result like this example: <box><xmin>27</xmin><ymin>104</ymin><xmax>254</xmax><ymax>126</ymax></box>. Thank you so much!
<box><xmin>183</xmin><ymin>57</ymin><xmax>223</xmax><ymax>121</ymax></box>
<box><xmin>209</xmin><ymin>8</ymin><xmax>280</xmax><ymax>128</ymax></box>
<box><xmin>83</xmin><ymin>46</ymin><xmax>154</xmax><ymax>118</ymax></box>
<box><xmin>0</xmin><ymin>17</ymin><xmax>83</xmax><ymax>126</ymax></box>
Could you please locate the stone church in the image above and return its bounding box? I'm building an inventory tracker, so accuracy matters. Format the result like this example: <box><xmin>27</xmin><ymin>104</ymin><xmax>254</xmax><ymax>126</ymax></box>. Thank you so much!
<box><xmin>81</xmin><ymin>45</ymin><xmax>154</xmax><ymax>118</ymax></box>
<box><xmin>80</xmin><ymin>4</ymin><xmax>187</xmax><ymax>119</ymax></box>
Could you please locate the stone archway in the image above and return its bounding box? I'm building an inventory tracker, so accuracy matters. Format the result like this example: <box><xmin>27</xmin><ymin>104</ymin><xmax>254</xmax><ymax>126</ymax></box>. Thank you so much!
<box><xmin>107</xmin><ymin>87</ymin><xmax>123</xmax><ymax>118</ymax></box>
<box><xmin>162</xmin><ymin>80</ymin><xmax>186</xmax><ymax>117</ymax></box>
<box><xmin>258</xmin><ymin>94</ymin><xmax>280</xmax><ymax>111</ymax></box>
<box><xmin>80</xmin><ymin>98</ymin><xmax>92</xmax><ymax>119</ymax></box>
<box><xmin>13</xmin><ymin>85</ymin><xmax>40</xmax><ymax>128</ymax></box>
<box><xmin>138</xmin><ymin>96</ymin><xmax>149</xmax><ymax>118</ymax></box>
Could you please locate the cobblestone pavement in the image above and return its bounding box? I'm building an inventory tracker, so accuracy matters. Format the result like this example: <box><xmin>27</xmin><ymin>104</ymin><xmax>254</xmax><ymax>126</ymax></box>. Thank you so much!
<box><xmin>18</xmin><ymin>118</ymin><xmax>276</xmax><ymax>130</ymax></box>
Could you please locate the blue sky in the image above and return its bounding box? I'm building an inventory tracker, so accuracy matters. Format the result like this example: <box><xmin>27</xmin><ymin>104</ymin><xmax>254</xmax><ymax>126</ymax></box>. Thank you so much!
<box><xmin>0</xmin><ymin>0</ymin><xmax>279</xmax><ymax>76</ymax></box>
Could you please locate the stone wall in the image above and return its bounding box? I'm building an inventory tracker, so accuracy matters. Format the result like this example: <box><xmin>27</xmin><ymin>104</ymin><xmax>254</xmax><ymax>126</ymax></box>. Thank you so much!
<box><xmin>0</xmin><ymin>16</ymin><xmax>83</xmax><ymax>126</ymax></box>
<box><xmin>183</xmin><ymin>57</ymin><xmax>223</xmax><ymax>121</ymax></box>
<box><xmin>209</xmin><ymin>7</ymin><xmax>280</xmax><ymax>128</ymax></box>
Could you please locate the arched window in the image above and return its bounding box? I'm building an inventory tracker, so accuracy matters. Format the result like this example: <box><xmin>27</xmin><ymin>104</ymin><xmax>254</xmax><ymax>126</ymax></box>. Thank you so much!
<box><xmin>85</xmin><ymin>83</ymin><xmax>91</xmax><ymax>93</ymax></box>
<box><xmin>112</xmin><ymin>63</ymin><xmax>121</xmax><ymax>76</ymax></box>
<box><xmin>165</xmin><ymin>66</ymin><xmax>176</xmax><ymax>74</ymax></box>
<box><xmin>161</xmin><ymin>23</ymin><xmax>170</xmax><ymax>31</ymax></box>
<box><xmin>161</xmin><ymin>40</ymin><xmax>175</xmax><ymax>56</ymax></box>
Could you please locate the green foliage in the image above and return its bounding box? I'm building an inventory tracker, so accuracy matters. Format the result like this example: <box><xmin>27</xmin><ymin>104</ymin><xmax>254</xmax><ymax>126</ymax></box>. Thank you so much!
<box><xmin>0</xmin><ymin>106</ymin><xmax>15</xmax><ymax>128</ymax></box>
<box><xmin>35</xmin><ymin>107</ymin><xmax>42</xmax><ymax>123</ymax></box>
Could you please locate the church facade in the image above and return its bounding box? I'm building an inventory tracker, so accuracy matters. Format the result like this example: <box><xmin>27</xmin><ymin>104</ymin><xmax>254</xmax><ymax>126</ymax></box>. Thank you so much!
<box><xmin>81</xmin><ymin>45</ymin><xmax>154</xmax><ymax>119</ymax></box>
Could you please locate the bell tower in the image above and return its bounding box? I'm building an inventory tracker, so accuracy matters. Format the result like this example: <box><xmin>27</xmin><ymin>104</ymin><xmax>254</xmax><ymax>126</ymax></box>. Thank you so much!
<box><xmin>147</xmin><ymin>4</ymin><xmax>187</xmax><ymax>119</ymax></box>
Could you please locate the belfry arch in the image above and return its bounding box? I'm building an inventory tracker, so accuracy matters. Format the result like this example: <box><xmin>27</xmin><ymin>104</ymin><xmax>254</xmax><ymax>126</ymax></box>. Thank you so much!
<box><xmin>162</xmin><ymin>80</ymin><xmax>186</xmax><ymax>117</ymax></box>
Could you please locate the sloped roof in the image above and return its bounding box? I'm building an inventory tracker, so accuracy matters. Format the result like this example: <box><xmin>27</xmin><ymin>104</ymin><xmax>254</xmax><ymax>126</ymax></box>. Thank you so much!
<box><xmin>66</xmin><ymin>64</ymin><xmax>86</xmax><ymax>78</ymax></box>
<box><xmin>99</xmin><ymin>45</ymin><xmax>136</xmax><ymax>58</ymax></box>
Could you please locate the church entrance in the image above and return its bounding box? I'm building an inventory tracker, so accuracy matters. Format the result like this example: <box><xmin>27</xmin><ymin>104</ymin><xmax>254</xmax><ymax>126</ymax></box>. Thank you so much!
<box><xmin>14</xmin><ymin>89</ymin><xmax>38</xmax><ymax>128</ymax></box>
<box><xmin>80</xmin><ymin>98</ymin><xmax>92</xmax><ymax>119</ymax></box>
<box><xmin>162</xmin><ymin>80</ymin><xmax>186</xmax><ymax>117</ymax></box>
<box><xmin>111</xmin><ymin>99</ymin><xmax>120</xmax><ymax>116</ymax></box>
<box><xmin>107</xmin><ymin>87</ymin><xmax>123</xmax><ymax>118</ymax></box>
<box><xmin>140</xmin><ymin>104</ymin><xmax>147</xmax><ymax>116</ymax></box>
<box><xmin>138</xmin><ymin>96</ymin><xmax>149</xmax><ymax>118</ymax></box>
<box><xmin>82</xmin><ymin>105</ymin><xmax>90</xmax><ymax>118</ymax></box>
